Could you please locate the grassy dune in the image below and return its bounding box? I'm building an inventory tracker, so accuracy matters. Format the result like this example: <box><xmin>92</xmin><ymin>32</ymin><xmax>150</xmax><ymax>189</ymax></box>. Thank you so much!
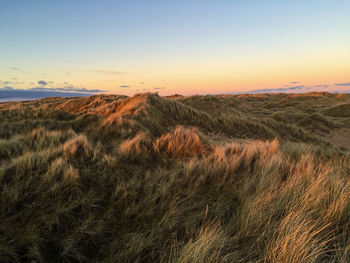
<box><xmin>0</xmin><ymin>92</ymin><xmax>350</xmax><ymax>262</ymax></box>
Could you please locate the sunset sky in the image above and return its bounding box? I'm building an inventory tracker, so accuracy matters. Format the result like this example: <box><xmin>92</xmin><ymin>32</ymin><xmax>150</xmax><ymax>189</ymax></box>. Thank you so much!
<box><xmin>1</xmin><ymin>0</ymin><xmax>350</xmax><ymax>97</ymax></box>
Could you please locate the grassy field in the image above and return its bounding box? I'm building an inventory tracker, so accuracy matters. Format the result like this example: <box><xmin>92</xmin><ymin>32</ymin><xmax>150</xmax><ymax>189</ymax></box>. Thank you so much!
<box><xmin>1</xmin><ymin>92</ymin><xmax>350</xmax><ymax>262</ymax></box>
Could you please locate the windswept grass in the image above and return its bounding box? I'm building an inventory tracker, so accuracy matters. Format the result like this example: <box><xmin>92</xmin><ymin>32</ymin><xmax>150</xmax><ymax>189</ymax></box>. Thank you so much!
<box><xmin>119</xmin><ymin>132</ymin><xmax>153</xmax><ymax>161</ymax></box>
<box><xmin>0</xmin><ymin>92</ymin><xmax>349</xmax><ymax>262</ymax></box>
<box><xmin>63</xmin><ymin>134</ymin><xmax>92</xmax><ymax>159</ymax></box>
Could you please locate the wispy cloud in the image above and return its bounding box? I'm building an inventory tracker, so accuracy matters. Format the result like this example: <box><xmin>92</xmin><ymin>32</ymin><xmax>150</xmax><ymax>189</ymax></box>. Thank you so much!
<box><xmin>313</xmin><ymin>84</ymin><xmax>329</xmax><ymax>88</ymax></box>
<box><xmin>10</xmin><ymin>67</ymin><xmax>20</xmax><ymax>70</ymax></box>
<box><xmin>287</xmin><ymin>85</ymin><xmax>305</xmax><ymax>90</ymax></box>
<box><xmin>136</xmin><ymin>88</ymin><xmax>149</xmax><ymax>92</ymax></box>
<box><xmin>1</xmin><ymin>80</ymin><xmax>23</xmax><ymax>85</ymax></box>
<box><xmin>154</xmin><ymin>87</ymin><xmax>165</xmax><ymax>90</ymax></box>
<box><xmin>334</xmin><ymin>82</ymin><xmax>350</xmax><ymax>87</ymax></box>
<box><xmin>89</xmin><ymin>70</ymin><xmax>127</xmax><ymax>75</ymax></box>
<box><xmin>57</xmin><ymin>86</ymin><xmax>105</xmax><ymax>93</ymax></box>
<box><xmin>249</xmin><ymin>85</ymin><xmax>305</xmax><ymax>93</ymax></box>
<box><xmin>289</xmin><ymin>81</ymin><xmax>300</xmax><ymax>84</ymax></box>
<box><xmin>29</xmin><ymin>86</ymin><xmax>105</xmax><ymax>93</ymax></box>
<box><xmin>120</xmin><ymin>85</ymin><xmax>131</xmax><ymax>88</ymax></box>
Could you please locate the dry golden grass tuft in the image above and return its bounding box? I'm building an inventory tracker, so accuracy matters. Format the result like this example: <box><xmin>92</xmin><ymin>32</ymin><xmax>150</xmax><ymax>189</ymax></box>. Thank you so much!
<box><xmin>266</xmin><ymin>212</ymin><xmax>334</xmax><ymax>263</ymax></box>
<box><xmin>63</xmin><ymin>134</ymin><xmax>92</xmax><ymax>158</ymax></box>
<box><xmin>46</xmin><ymin>157</ymin><xmax>79</xmax><ymax>184</ymax></box>
<box><xmin>153</xmin><ymin>126</ymin><xmax>208</xmax><ymax>158</ymax></box>
<box><xmin>173</xmin><ymin>223</ymin><xmax>231</xmax><ymax>263</ymax></box>
<box><xmin>119</xmin><ymin>132</ymin><xmax>153</xmax><ymax>160</ymax></box>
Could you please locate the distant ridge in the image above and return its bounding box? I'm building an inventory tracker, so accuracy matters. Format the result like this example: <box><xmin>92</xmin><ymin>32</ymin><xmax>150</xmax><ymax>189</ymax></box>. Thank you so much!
<box><xmin>1</xmin><ymin>92</ymin><xmax>349</xmax><ymax>148</ymax></box>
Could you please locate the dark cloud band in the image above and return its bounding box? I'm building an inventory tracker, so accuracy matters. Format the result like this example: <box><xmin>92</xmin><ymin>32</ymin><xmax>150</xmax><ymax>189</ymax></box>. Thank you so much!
<box><xmin>334</xmin><ymin>82</ymin><xmax>350</xmax><ymax>87</ymax></box>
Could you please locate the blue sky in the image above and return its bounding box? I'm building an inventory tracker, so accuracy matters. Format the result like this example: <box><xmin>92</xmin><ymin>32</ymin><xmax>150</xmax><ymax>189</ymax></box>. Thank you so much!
<box><xmin>1</xmin><ymin>0</ymin><xmax>350</xmax><ymax>96</ymax></box>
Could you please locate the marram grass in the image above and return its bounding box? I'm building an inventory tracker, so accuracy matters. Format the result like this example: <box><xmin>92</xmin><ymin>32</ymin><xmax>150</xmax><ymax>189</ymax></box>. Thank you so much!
<box><xmin>0</xmin><ymin>92</ymin><xmax>350</xmax><ymax>262</ymax></box>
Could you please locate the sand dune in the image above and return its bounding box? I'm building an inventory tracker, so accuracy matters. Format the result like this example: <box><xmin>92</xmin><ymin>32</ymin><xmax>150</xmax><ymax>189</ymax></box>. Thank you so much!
<box><xmin>0</xmin><ymin>92</ymin><xmax>349</xmax><ymax>262</ymax></box>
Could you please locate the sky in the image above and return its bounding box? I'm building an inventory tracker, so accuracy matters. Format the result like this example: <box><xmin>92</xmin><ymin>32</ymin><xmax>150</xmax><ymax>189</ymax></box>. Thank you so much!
<box><xmin>1</xmin><ymin>0</ymin><xmax>350</xmax><ymax>97</ymax></box>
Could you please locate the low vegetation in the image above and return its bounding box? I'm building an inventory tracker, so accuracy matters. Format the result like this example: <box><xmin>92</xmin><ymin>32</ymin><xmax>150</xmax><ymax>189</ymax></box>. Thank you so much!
<box><xmin>0</xmin><ymin>92</ymin><xmax>350</xmax><ymax>262</ymax></box>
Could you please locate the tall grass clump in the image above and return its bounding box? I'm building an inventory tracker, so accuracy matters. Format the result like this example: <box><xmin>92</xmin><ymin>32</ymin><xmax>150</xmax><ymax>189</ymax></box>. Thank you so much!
<box><xmin>119</xmin><ymin>132</ymin><xmax>153</xmax><ymax>161</ymax></box>
<box><xmin>153</xmin><ymin>126</ymin><xmax>208</xmax><ymax>158</ymax></box>
<box><xmin>31</xmin><ymin>127</ymin><xmax>76</xmax><ymax>150</ymax></box>
<box><xmin>63</xmin><ymin>134</ymin><xmax>92</xmax><ymax>159</ymax></box>
<box><xmin>45</xmin><ymin>157</ymin><xmax>80</xmax><ymax>185</ymax></box>
<box><xmin>171</xmin><ymin>223</ymin><xmax>232</xmax><ymax>263</ymax></box>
